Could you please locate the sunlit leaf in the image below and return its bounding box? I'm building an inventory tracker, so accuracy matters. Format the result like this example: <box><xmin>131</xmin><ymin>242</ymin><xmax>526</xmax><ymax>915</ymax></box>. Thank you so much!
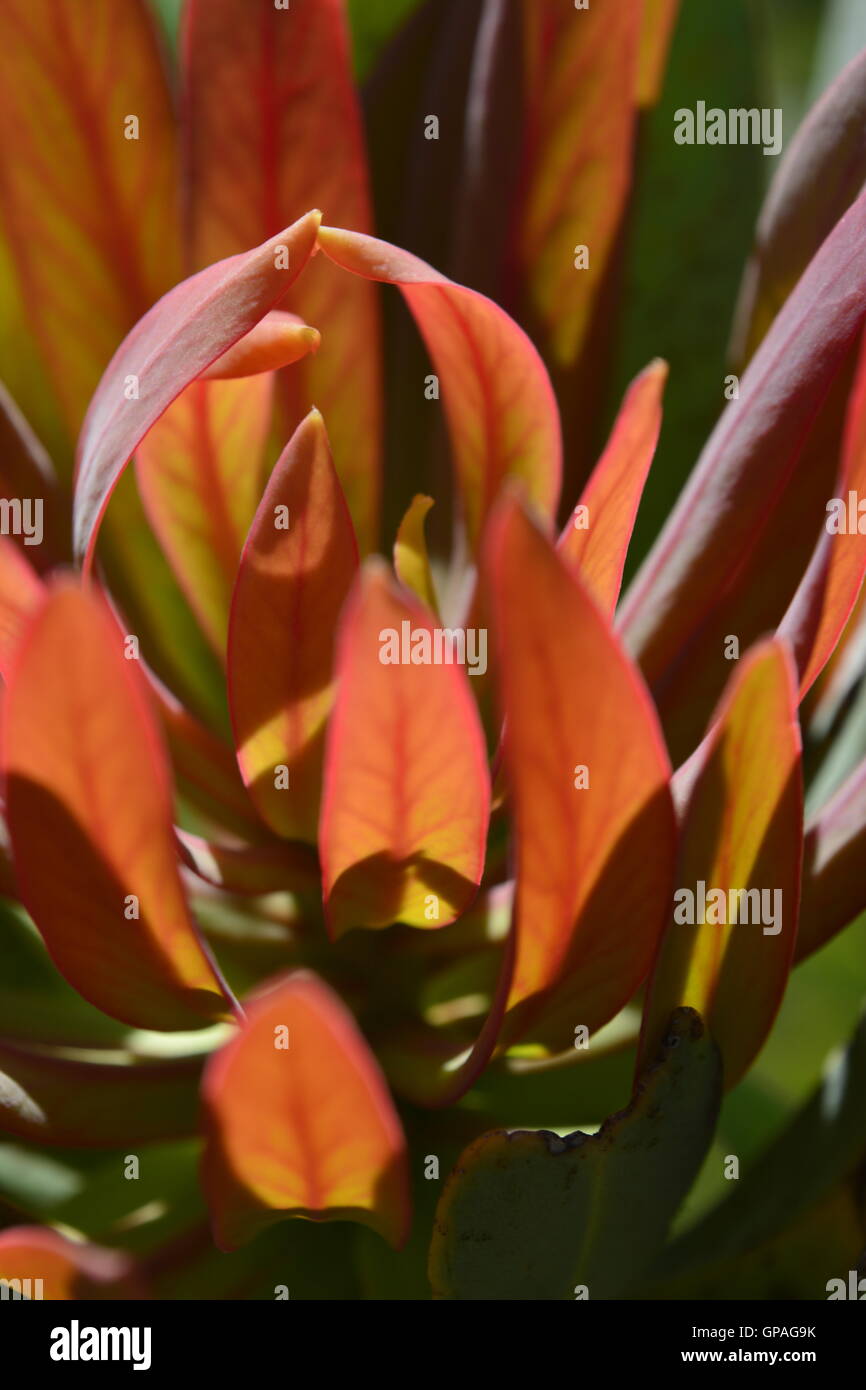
<box><xmin>320</xmin><ymin>560</ymin><xmax>490</xmax><ymax>935</ymax></box>
<box><xmin>639</xmin><ymin>639</ymin><xmax>803</xmax><ymax>1088</ymax></box>
<box><xmin>201</xmin><ymin>971</ymin><xmax>410</xmax><ymax>1250</ymax></box>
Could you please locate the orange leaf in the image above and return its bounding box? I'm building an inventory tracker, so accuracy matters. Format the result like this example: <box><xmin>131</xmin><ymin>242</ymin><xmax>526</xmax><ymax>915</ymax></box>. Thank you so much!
<box><xmin>639</xmin><ymin>639</ymin><xmax>803</xmax><ymax>1088</ymax></box>
<box><xmin>184</xmin><ymin>0</ymin><xmax>381</xmax><ymax>550</ymax></box>
<box><xmin>203</xmin><ymin>311</ymin><xmax>320</xmax><ymax>380</ymax></box>
<box><xmin>319</xmin><ymin>561</ymin><xmax>490</xmax><ymax>935</ymax></box>
<box><xmin>0</xmin><ymin>540</ymin><xmax>43</xmax><ymax>679</ymax></box>
<box><xmin>484</xmin><ymin>494</ymin><xmax>675</xmax><ymax>1050</ymax></box>
<box><xmin>0</xmin><ymin>0</ymin><xmax>181</xmax><ymax>439</ymax></box>
<box><xmin>228</xmin><ymin>410</ymin><xmax>358</xmax><ymax>843</ymax></box>
<box><xmin>74</xmin><ymin>209</ymin><xmax>321</xmax><ymax>570</ymax></box>
<box><xmin>201</xmin><ymin>971</ymin><xmax>410</xmax><ymax>1250</ymax></box>
<box><xmin>558</xmin><ymin>359</ymin><xmax>667</xmax><ymax>618</ymax></box>
<box><xmin>0</xmin><ymin>1228</ymin><xmax>142</xmax><ymax>1300</ymax></box>
<box><xmin>317</xmin><ymin>224</ymin><xmax>561</xmax><ymax>549</ymax></box>
<box><xmin>517</xmin><ymin>0</ymin><xmax>641</xmax><ymax>366</ymax></box>
<box><xmin>2</xmin><ymin>580</ymin><xmax>234</xmax><ymax>1031</ymax></box>
<box><xmin>136</xmin><ymin>373</ymin><xmax>276</xmax><ymax>654</ymax></box>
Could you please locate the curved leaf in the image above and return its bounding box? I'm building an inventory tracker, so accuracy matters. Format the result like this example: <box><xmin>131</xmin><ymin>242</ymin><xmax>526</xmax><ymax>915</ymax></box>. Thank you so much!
<box><xmin>319</xmin><ymin>561</ymin><xmax>490</xmax><ymax>935</ymax></box>
<box><xmin>557</xmin><ymin>359</ymin><xmax>667</xmax><ymax>618</ymax></box>
<box><xmin>136</xmin><ymin>373</ymin><xmax>276</xmax><ymax>654</ymax></box>
<box><xmin>74</xmin><ymin>209</ymin><xmax>321</xmax><ymax>569</ymax></box>
<box><xmin>228</xmin><ymin>409</ymin><xmax>358</xmax><ymax>843</ymax></box>
<box><xmin>639</xmin><ymin>639</ymin><xmax>803</xmax><ymax>1088</ymax></box>
<box><xmin>620</xmin><ymin>183</ymin><xmax>866</xmax><ymax>710</ymax></box>
<box><xmin>2</xmin><ymin>580</ymin><xmax>234</xmax><ymax>1031</ymax></box>
<box><xmin>184</xmin><ymin>0</ymin><xmax>381</xmax><ymax>550</ymax></box>
<box><xmin>484</xmin><ymin>495</ymin><xmax>675</xmax><ymax>1050</ymax></box>
<box><xmin>394</xmin><ymin>494</ymin><xmax>439</xmax><ymax>614</ymax></box>
<box><xmin>0</xmin><ymin>1040</ymin><xmax>201</xmax><ymax>1147</ymax></box>
<box><xmin>317</xmin><ymin>224</ymin><xmax>562</xmax><ymax>548</ymax></box>
<box><xmin>731</xmin><ymin>45</ymin><xmax>866</xmax><ymax>365</ymax></box>
<box><xmin>201</xmin><ymin>971</ymin><xmax>410</xmax><ymax>1250</ymax></box>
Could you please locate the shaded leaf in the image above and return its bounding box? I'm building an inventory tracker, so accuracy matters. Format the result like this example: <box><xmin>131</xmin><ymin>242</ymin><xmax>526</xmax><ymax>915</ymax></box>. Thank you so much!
<box><xmin>428</xmin><ymin>1008</ymin><xmax>721</xmax><ymax>1300</ymax></box>
<box><xmin>136</xmin><ymin>373</ymin><xmax>276</xmax><ymax>654</ymax></box>
<box><xmin>0</xmin><ymin>1041</ymin><xmax>201</xmax><ymax>1147</ymax></box>
<box><xmin>228</xmin><ymin>409</ymin><xmax>358</xmax><ymax>843</ymax></box>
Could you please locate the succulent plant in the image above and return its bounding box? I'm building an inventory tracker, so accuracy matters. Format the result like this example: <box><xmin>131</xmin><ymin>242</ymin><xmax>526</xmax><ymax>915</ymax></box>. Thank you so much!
<box><xmin>0</xmin><ymin>0</ymin><xmax>865</xmax><ymax>1304</ymax></box>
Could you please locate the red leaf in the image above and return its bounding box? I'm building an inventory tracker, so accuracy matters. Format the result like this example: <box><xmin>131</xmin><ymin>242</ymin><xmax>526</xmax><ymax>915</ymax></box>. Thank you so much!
<box><xmin>74</xmin><ymin>210</ymin><xmax>321</xmax><ymax>570</ymax></box>
<box><xmin>317</xmin><ymin>224</ymin><xmax>562</xmax><ymax>548</ymax></box>
<box><xmin>620</xmin><ymin>184</ymin><xmax>866</xmax><ymax>730</ymax></box>
<box><xmin>201</xmin><ymin>972</ymin><xmax>410</xmax><ymax>1250</ymax></box>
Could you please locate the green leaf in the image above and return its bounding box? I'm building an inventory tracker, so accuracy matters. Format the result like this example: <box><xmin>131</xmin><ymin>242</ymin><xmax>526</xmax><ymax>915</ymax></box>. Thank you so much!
<box><xmin>428</xmin><ymin>1008</ymin><xmax>722</xmax><ymax>1300</ymax></box>
<box><xmin>646</xmin><ymin>1003</ymin><xmax>866</xmax><ymax>1294</ymax></box>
